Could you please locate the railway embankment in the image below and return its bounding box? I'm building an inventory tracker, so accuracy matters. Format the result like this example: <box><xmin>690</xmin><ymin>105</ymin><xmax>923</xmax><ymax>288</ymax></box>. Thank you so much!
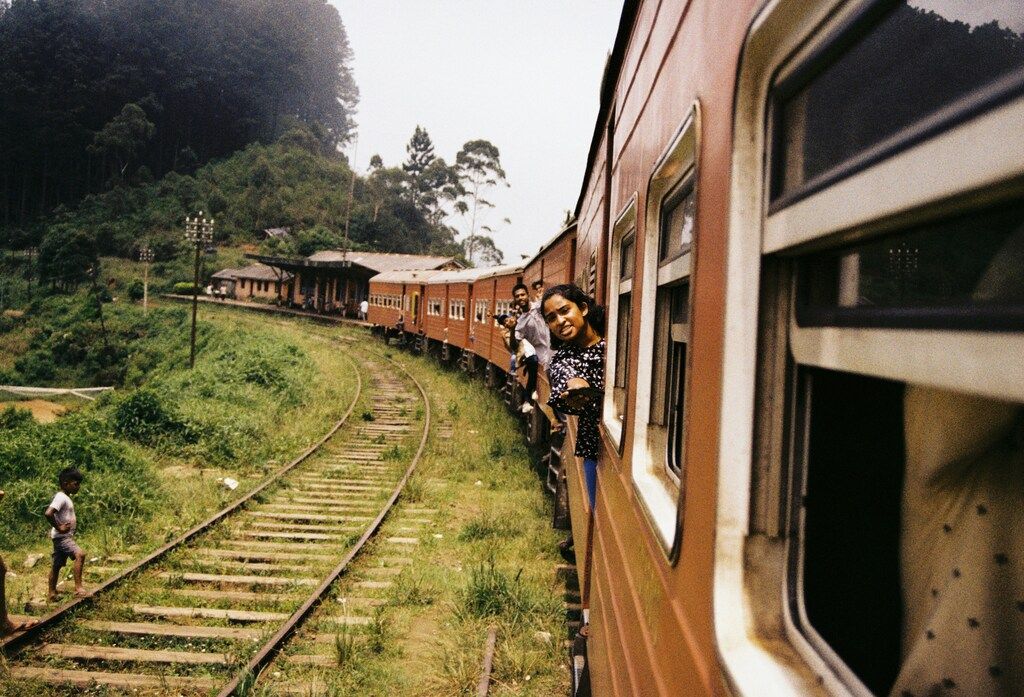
<box><xmin>1</xmin><ymin>307</ymin><xmax>570</xmax><ymax>695</ymax></box>
<box><xmin>0</xmin><ymin>301</ymin><xmax>359</xmax><ymax>630</ymax></box>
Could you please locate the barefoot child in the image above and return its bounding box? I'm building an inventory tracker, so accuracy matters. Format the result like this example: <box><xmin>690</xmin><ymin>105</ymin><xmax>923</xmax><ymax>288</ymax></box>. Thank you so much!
<box><xmin>45</xmin><ymin>467</ymin><xmax>86</xmax><ymax>601</ymax></box>
<box><xmin>1</xmin><ymin>488</ymin><xmax>37</xmax><ymax>636</ymax></box>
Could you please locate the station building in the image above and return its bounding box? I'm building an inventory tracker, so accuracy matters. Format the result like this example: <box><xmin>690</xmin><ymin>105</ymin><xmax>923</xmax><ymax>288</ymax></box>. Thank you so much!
<box><xmin>244</xmin><ymin>250</ymin><xmax>461</xmax><ymax>314</ymax></box>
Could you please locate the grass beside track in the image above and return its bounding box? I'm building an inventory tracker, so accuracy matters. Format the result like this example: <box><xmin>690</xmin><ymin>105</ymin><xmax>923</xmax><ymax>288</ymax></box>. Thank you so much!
<box><xmin>250</xmin><ymin>342</ymin><xmax>570</xmax><ymax>697</ymax></box>
<box><xmin>0</xmin><ymin>304</ymin><xmax>362</xmax><ymax>624</ymax></box>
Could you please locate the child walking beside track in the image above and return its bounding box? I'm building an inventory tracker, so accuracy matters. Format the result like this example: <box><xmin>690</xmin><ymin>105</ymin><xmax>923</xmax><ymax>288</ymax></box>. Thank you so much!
<box><xmin>45</xmin><ymin>467</ymin><xmax>87</xmax><ymax>601</ymax></box>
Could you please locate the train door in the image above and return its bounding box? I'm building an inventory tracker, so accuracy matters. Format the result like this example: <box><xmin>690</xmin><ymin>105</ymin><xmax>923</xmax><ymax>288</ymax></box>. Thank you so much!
<box><xmin>411</xmin><ymin>291</ymin><xmax>420</xmax><ymax>324</ymax></box>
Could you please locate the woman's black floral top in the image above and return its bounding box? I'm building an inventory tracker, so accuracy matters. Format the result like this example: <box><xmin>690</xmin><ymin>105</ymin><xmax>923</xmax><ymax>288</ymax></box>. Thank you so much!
<box><xmin>547</xmin><ymin>339</ymin><xmax>605</xmax><ymax>459</ymax></box>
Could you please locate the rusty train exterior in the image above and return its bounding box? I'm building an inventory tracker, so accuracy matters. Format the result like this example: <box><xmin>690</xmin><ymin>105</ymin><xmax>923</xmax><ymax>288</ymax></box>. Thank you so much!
<box><xmin>371</xmin><ymin>0</ymin><xmax>1024</xmax><ymax>694</ymax></box>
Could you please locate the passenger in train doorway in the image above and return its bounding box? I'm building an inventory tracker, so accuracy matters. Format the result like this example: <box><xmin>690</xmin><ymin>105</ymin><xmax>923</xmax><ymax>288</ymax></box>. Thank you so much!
<box><xmin>499</xmin><ymin>283</ymin><xmax>532</xmax><ymax>374</ymax></box>
<box><xmin>515</xmin><ymin>280</ymin><xmax>554</xmax><ymax>417</ymax></box>
<box><xmin>542</xmin><ymin>283</ymin><xmax>605</xmax><ymax>510</ymax></box>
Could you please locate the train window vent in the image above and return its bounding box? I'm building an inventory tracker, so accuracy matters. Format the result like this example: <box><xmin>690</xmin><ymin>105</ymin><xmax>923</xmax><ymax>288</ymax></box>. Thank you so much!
<box><xmin>587</xmin><ymin>252</ymin><xmax>597</xmax><ymax>295</ymax></box>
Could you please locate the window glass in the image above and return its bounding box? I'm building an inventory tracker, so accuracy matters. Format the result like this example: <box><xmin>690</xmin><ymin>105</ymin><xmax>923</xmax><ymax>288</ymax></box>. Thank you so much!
<box><xmin>660</xmin><ymin>177</ymin><xmax>695</xmax><ymax>262</ymax></box>
<box><xmin>774</xmin><ymin>1</ymin><xmax>1024</xmax><ymax>200</ymax></box>
<box><xmin>613</xmin><ymin>292</ymin><xmax>631</xmax><ymax>420</ymax></box>
<box><xmin>620</xmin><ymin>234</ymin><xmax>636</xmax><ymax>279</ymax></box>
<box><xmin>799</xmin><ymin>198</ymin><xmax>1024</xmax><ymax>329</ymax></box>
<box><xmin>650</xmin><ymin>284</ymin><xmax>689</xmax><ymax>436</ymax></box>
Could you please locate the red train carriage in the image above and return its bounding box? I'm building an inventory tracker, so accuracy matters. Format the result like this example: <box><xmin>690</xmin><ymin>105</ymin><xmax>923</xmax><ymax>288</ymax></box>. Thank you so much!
<box><xmin>565</xmin><ymin>0</ymin><xmax>1024</xmax><ymax>695</ymax></box>
<box><xmin>367</xmin><ymin>269</ymin><xmax>443</xmax><ymax>340</ymax></box>
<box><xmin>373</xmin><ymin>2</ymin><xmax>1024</xmax><ymax>695</ymax></box>
<box><xmin>524</xmin><ymin>221</ymin><xmax>577</xmax><ymax>290</ymax></box>
<box><xmin>420</xmin><ymin>273</ymin><xmax>450</xmax><ymax>350</ymax></box>
<box><xmin>424</xmin><ymin>268</ymin><xmax>490</xmax><ymax>363</ymax></box>
<box><xmin>475</xmin><ymin>265</ymin><xmax>524</xmax><ymax>384</ymax></box>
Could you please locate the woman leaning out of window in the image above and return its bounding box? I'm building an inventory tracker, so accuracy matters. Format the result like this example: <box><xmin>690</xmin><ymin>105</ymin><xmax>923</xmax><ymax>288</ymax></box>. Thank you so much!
<box><xmin>542</xmin><ymin>283</ymin><xmax>606</xmax><ymax>508</ymax></box>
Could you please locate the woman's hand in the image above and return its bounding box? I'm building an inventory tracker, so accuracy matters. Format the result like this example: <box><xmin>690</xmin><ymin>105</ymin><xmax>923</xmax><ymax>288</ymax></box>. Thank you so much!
<box><xmin>560</xmin><ymin>378</ymin><xmax>593</xmax><ymax>410</ymax></box>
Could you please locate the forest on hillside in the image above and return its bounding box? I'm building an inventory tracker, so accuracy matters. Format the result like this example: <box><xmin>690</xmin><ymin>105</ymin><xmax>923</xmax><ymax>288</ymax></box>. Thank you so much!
<box><xmin>0</xmin><ymin>0</ymin><xmax>510</xmax><ymax>290</ymax></box>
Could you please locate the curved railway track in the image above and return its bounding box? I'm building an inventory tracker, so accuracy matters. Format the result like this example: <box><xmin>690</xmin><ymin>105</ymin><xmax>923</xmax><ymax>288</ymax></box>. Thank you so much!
<box><xmin>0</xmin><ymin>345</ymin><xmax>432</xmax><ymax>696</ymax></box>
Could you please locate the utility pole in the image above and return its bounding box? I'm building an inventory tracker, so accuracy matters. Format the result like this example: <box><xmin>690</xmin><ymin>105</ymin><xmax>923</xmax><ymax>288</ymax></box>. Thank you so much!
<box><xmin>184</xmin><ymin>212</ymin><xmax>214</xmax><ymax>369</ymax></box>
<box><xmin>139</xmin><ymin>246</ymin><xmax>154</xmax><ymax>314</ymax></box>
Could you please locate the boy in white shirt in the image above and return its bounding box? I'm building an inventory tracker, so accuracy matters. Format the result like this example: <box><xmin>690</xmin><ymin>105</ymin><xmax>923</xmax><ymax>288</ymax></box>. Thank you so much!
<box><xmin>45</xmin><ymin>467</ymin><xmax>87</xmax><ymax>601</ymax></box>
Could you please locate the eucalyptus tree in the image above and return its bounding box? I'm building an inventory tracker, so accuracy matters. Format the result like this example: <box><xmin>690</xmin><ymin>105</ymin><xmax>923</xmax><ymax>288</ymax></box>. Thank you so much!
<box><xmin>454</xmin><ymin>139</ymin><xmax>508</xmax><ymax>265</ymax></box>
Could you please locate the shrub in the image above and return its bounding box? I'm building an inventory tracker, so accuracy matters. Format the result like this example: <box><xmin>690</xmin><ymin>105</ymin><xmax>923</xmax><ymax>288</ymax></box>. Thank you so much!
<box><xmin>172</xmin><ymin>282</ymin><xmax>197</xmax><ymax>294</ymax></box>
<box><xmin>459</xmin><ymin>557</ymin><xmax>537</xmax><ymax>626</ymax></box>
<box><xmin>111</xmin><ymin>388</ymin><xmax>196</xmax><ymax>446</ymax></box>
<box><xmin>0</xmin><ymin>405</ymin><xmax>34</xmax><ymax>430</ymax></box>
<box><xmin>127</xmin><ymin>279</ymin><xmax>145</xmax><ymax>301</ymax></box>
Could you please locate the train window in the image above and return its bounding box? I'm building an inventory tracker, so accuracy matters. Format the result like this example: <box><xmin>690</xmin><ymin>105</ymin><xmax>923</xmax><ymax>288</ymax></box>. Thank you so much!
<box><xmin>771</xmin><ymin>0</ymin><xmax>1024</xmax><ymax>207</ymax></box>
<box><xmin>798</xmin><ymin>198</ymin><xmax>1024</xmax><ymax>330</ymax></box>
<box><xmin>631</xmin><ymin>104</ymin><xmax>699</xmax><ymax>554</ymax></box>
<box><xmin>649</xmin><ymin>282</ymin><xmax>689</xmax><ymax>479</ymax></box>
<box><xmin>475</xmin><ymin>300</ymin><xmax>488</xmax><ymax>323</ymax></box>
<box><xmin>716</xmin><ymin>2</ymin><xmax>1024</xmax><ymax>695</ymax></box>
<box><xmin>603</xmin><ymin>197</ymin><xmax>637</xmax><ymax>449</ymax></box>
<box><xmin>659</xmin><ymin>178</ymin><xmax>695</xmax><ymax>262</ymax></box>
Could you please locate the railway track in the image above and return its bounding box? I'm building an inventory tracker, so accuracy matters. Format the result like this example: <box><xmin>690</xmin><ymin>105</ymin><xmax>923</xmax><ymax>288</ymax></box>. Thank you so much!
<box><xmin>0</xmin><ymin>349</ymin><xmax>431</xmax><ymax>696</ymax></box>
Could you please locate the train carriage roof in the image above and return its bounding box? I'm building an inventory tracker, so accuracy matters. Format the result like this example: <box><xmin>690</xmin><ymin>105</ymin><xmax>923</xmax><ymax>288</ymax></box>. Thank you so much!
<box><xmin>530</xmin><ymin>221</ymin><xmax>578</xmax><ymax>261</ymax></box>
<box><xmin>370</xmin><ymin>269</ymin><xmax>447</xmax><ymax>284</ymax></box>
<box><xmin>424</xmin><ymin>267</ymin><xmax>497</xmax><ymax>286</ymax></box>
<box><xmin>467</xmin><ymin>264</ymin><xmax>525</xmax><ymax>283</ymax></box>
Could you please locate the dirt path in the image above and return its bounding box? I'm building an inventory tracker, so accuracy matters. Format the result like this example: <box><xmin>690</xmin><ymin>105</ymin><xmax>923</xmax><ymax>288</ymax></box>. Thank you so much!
<box><xmin>0</xmin><ymin>399</ymin><xmax>67</xmax><ymax>423</ymax></box>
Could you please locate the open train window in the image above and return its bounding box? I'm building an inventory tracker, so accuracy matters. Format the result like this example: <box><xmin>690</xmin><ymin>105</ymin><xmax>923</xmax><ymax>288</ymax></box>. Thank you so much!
<box><xmin>603</xmin><ymin>196</ymin><xmax>636</xmax><ymax>449</ymax></box>
<box><xmin>717</xmin><ymin>1</ymin><xmax>1024</xmax><ymax>696</ymax></box>
<box><xmin>631</xmin><ymin>104</ymin><xmax>699</xmax><ymax>557</ymax></box>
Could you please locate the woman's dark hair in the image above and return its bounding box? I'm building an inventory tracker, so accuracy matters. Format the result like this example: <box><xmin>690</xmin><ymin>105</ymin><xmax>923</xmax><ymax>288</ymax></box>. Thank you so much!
<box><xmin>541</xmin><ymin>283</ymin><xmax>606</xmax><ymax>344</ymax></box>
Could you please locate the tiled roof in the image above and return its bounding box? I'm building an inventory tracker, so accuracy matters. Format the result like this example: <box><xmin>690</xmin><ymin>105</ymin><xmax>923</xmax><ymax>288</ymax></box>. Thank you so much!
<box><xmin>306</xmin><ymin>251</ymin><xmax>459</xmax><ymax>273</ymax></box>
<box><xmin>211</xmin><ymin>267</ymin><xmax>244</xmax><ymax>279</ymax></box>
<box><xmin>214</xmin><ymin>264</ymin><xmax>292</xmax><ymax>282</ymax></box>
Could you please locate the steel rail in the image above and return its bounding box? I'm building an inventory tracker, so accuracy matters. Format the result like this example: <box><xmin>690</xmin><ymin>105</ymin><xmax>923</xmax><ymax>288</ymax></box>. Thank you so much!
<box><xmin>1</xmin><ymin>353</ymin><xmax>364</xmax><ymax>656</ymax></box>
<box><xmin>217</xmin><ymin>351</ymin><xmax>432</xmax><ymax>696</ymax></box>
<box><xmin>476</xmin><ymin>625</ymin><xmax>499</xmax><ymax>696</ymax></box>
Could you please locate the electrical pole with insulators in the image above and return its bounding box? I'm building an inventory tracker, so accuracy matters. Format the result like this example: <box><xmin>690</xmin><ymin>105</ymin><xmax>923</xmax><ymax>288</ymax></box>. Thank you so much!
<box><xmin>184</xmin><ymin>212</ymin><xmax>214</xmax><ymax>368</ymax></box>
<box><xmin>139</xmin><ymin>246</ymin><xmax>154</xmax><ymax>314</ymax></box>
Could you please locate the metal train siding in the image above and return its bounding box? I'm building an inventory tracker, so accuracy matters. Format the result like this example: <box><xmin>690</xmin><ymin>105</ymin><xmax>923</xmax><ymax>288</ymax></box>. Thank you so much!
<box><xmin>373</xmin><ymin>0</ymin><xmax>1024</xmax><ymax>694</ymax></box>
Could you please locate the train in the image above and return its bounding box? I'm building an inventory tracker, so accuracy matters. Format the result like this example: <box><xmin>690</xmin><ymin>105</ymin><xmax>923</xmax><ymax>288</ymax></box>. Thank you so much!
<box><xmin>371</xmin><ymin>0</ymin><xmax>1024</xmax><ymax>695</ymax></box>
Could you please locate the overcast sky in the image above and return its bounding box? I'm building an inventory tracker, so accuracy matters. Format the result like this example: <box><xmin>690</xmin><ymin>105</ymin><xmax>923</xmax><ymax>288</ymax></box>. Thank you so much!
<box><xmin>329</xmin><ymin>1</ymin><xmax>624</xmax><ymax>264</ymax></box>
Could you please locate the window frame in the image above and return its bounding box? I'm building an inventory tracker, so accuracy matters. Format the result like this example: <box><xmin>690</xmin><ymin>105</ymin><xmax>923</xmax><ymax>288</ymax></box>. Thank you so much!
<box><xmin>602</xmin><ymin>195</ymin><xmax>637</xmax><ymax>450</ymax></box>
<box><xmin>715</xmin><ymin>1</ymin><xmax>1024</xmax><ymax>695</ymax></box>
<box><xmin>629</xmin><ymin>103</ymin><xmax>701</xmax><ymax>559</ymax></box>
